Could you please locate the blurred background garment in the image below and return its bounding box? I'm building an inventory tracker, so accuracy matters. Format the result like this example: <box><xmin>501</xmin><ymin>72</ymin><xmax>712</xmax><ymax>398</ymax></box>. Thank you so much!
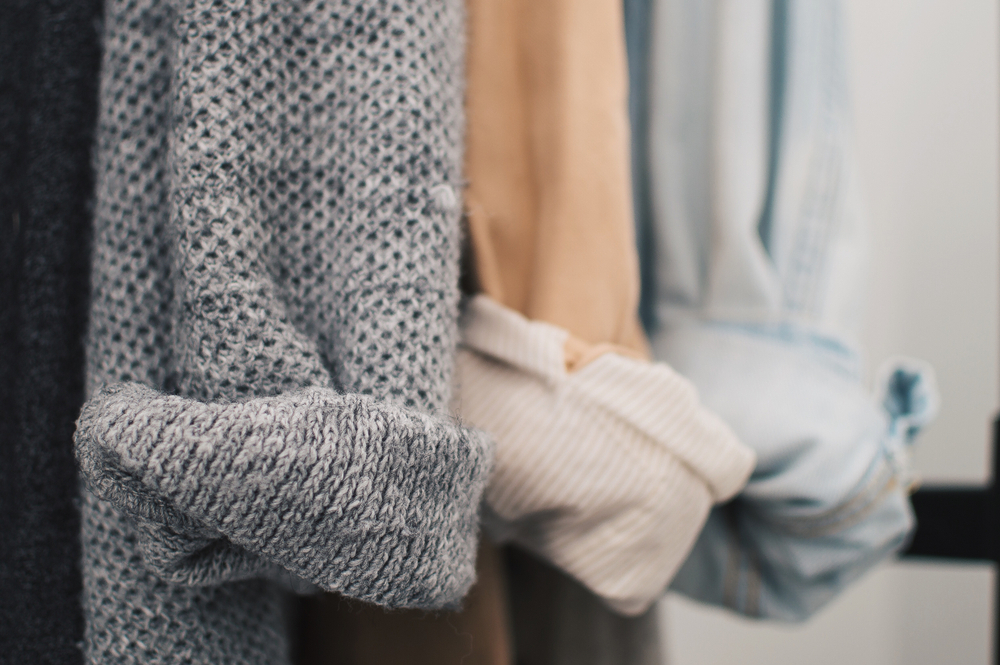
<box><xmin>458</xmin><ymin>293</ymin><xmax>754</xmax><ymax>614</ymax></box>
<box><xmin>0</xmin><ymin>1</ymin><xmax>102</xmax><ymax>662</ymax></box>
<box><xmin>630</xmin><ymin>0</ymin><xmax>936</xmax><ymax>620</ymax></box>
<box><xmin>463</xmin><ymin>0</ymin><xmax>660</xmax><ymax>662</ymax></box>
<box><xmin>463</xmin><ymin>0</ymin><xmax>646</xmax><ymax>354</ymax></box>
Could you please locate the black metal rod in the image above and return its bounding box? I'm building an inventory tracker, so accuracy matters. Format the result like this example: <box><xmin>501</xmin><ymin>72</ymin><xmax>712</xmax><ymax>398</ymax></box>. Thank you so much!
<box><xmin>903</xmin><ymin>488</ymin><xmax>992</xmax><ymax>560</ymax></box>
<box><xmin>901</xmin><ymin>416</ymin><xmax>1000</xmax><ymax>663</ymax></box>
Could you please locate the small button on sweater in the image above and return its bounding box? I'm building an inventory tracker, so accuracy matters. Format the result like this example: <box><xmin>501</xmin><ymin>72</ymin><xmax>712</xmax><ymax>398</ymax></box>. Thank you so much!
<box><xmin>76</xmin><ymin>1</ymin><xmax>492</xmax><ymax>663</ymax></box>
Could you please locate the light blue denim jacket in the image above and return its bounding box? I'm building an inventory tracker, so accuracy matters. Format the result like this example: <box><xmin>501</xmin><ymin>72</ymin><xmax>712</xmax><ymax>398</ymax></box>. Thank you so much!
<box><xmin>628</xmin><ymin>0</ymin><xmax>939</xmax><ymax>620</ymax></box>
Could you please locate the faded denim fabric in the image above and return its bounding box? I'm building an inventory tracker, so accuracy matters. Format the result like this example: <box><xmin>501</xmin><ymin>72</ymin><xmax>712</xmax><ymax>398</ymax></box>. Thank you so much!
<box><xmin>630</xmin><ymin>0</ymin><xmax>939</xmax><ymax>620</ymax></box>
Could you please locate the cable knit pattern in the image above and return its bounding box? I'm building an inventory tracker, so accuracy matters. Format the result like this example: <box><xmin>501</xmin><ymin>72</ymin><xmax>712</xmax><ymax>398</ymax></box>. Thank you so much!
<box><xmin>79</xmin><ymin>0</ymin><xmax>482</xmax><ymax>662</ymax></box>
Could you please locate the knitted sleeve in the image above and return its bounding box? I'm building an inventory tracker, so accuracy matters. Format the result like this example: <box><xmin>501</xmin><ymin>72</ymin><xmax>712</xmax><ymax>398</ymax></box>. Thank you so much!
<box><xmin>78</xmin><ymin>0</ymin><xmax>487</xmax><ymax>611</ymax></box>
<box><xmin>160</xmin><ymin>0</ymin><xmax>466</xmax><ymax>412</ymax></box>
<box><xmin>76</xmin><ymin>383</ymin><xmax>491</xmax><ymax>607</ymax></box>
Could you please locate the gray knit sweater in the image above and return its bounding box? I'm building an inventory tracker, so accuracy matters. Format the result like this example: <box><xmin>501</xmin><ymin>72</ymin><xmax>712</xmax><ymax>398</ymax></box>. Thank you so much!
<box><xmin>75</xmin><ymin>0</ymin><xmax>491</xmax><ymax>662</ymax></box>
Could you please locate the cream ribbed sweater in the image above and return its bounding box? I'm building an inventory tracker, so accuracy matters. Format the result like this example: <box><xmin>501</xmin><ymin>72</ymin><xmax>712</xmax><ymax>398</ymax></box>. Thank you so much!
<box><xmin>457</xmin><ymin>296</ymin><xmax>755</xmax><ymax>615</ymax></box>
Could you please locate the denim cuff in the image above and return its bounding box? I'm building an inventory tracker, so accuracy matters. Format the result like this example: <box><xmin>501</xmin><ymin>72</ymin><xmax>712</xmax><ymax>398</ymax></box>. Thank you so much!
<box><xmin>654</xmin><ymin>321</ymin><xmax>937</xmax><ymax>620</ymax></box>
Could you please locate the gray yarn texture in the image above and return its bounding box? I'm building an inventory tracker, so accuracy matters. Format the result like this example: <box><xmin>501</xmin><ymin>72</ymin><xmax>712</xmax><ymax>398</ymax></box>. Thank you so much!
<box><xmin>77</xmin><ymin>0</ymin><xmax>489</xmax><ymax>663</ymax></box>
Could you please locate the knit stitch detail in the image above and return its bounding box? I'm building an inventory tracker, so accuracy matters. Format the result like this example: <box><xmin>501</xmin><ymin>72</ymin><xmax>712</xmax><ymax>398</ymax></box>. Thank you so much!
<box><xmin>81</xmin><ymin>0</ymin><xmax>475</xmax><ymax>662</ymax></box>
<box><xmin>76</xmin><ymin>382</ymin><xmax>492</xmax><ymax>606</ymax></box>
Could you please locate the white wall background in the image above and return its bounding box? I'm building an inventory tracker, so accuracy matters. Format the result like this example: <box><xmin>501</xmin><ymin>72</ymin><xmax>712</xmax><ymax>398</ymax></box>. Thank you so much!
<box><xmin>663</xmin><ymin>1</ymin><xmax>1000</xmax><ymax>663</ymax></box>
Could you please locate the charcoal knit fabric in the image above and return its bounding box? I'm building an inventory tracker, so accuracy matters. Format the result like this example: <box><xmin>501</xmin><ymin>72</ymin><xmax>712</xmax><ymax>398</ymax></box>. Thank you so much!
<box><xmin>0</xmin><ymin>1</ymin><xmax>103</xmax><ymax>663</ymax></box>
<box><xmin>78</xmin><ymin>0</ymin><xmax>489</xmax><ymax>663</ymax></box>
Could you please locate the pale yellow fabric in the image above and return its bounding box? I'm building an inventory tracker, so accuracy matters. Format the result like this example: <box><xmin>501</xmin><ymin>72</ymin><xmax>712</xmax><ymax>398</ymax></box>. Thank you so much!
<box><xmin>464</xmin><ymin>0</ymin><xmax>648</xmax><ymax>357</ymax></box>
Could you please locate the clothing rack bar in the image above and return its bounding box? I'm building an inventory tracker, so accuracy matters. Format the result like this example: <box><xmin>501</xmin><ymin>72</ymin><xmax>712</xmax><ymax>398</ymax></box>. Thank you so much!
<box><xmin>901</xmin><ymin>416</ymin><xmax>1000</xmax><ymax>664</ymax></box>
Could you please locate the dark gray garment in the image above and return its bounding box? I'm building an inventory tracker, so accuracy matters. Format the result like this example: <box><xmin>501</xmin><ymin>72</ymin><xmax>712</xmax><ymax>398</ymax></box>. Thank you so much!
<box><xmin>0</xmin><ymin>1</ymin><xmax>102</xmax><ymax>663</ymax></box>
<box><xmin>79</xmin><ymin>0</ymin><xmax>492</xmax><ymax>663</ymax></box>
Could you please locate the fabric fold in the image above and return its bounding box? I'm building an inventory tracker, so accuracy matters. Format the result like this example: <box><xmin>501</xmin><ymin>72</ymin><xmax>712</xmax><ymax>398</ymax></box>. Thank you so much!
<box><xmin>76</xmin><ymin>382</ymin><xmax>493</xmax><ymax>608</ymax></box>
<box><xmin>661</xmin><ymin>323</ymin><xmax>935</xmax><ymax>620</ymax></box>
<box><xmin>632</xmin><ymin>0</ymin><xmax>932</xmax><ymax>621</ymax></box>
<box><xmin>457</xmin><ymin>295</ymin><xmax>755</xmax><ymax>616</ymax></box>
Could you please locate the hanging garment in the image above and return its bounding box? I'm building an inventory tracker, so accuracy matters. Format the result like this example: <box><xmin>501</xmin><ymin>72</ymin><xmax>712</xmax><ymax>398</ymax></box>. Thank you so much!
<box><xmin>502</xmin><ymin>546</ymin><xmax>665</xmax><ymax>665</ymax></box>
<box><xmin>0</xmin><ymin>1</ymin><xmax>102</xmax><ymax>662</ymax></box>
<box><xmin>633</xmin><ymin>0</ymin><xmax>938</xmax><ymax>620</ymax></box>
<box><xmin>624</xmin><ymin>0</ymin><xmax>658</xmax><ymax>333</ymax></box>
<box><xmin>463</xmin><ymin>0</ymin><xmax>659</xmax><ymax>660</ymax></box>
<box><xmin>75</xmin><ymin>1</ymin><xmax>494</xmax><ymax>663</ymax></box>
<box><xmin>458</xmin><ymin>0</ymin><xmax>754</xmax><ymax>661</ymax></box>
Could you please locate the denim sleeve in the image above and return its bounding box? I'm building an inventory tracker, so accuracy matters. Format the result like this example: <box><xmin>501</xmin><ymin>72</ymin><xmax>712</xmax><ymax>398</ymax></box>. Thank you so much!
<box><xmin>636</xmin><ymin>0</ymin><xmax>939</xmax><ymax>620</ymax></box>
<box><xmin>655</xmin><ymin>325</ymin><xmax>935</xmax><ymax>620</ymax></box>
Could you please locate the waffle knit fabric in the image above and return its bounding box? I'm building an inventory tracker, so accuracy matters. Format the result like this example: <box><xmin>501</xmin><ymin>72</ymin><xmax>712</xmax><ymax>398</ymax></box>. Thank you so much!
<box><xmin>0</xmin><ymin>1</ymin><xmax>102</xmax><ymax>662</ymax></box>
<box><xmin>75</xmin><ymin>0</ymin><xmax>492</xmax><ymax>663</ymax></box>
